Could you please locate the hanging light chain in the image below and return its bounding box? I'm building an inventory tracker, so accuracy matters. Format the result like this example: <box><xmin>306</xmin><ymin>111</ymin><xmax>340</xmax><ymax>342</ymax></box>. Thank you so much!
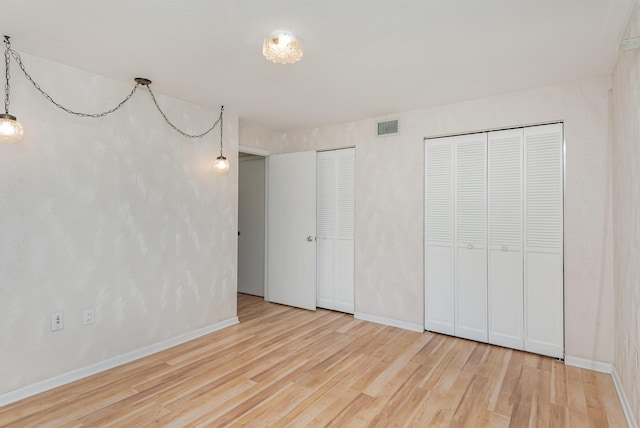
<box><xmin>6</xmin><ymin>46</ymin><xmax>139</xmax><ymax>118</ymax></box>
<box><xmin>2</xmin><ymin>37</ymin><xmax>224</xmax><ymax>141</ymax></box>
<box><xmin>219</xmin><ymin>106</ymin><xmax>224</xmax><ymax>155</ymax></box>
<box><xmin>4</xmin><ymin>36</ymin><xmax>11</xmax><ymax>114</ymax></box>
<box><xmin>145</xmin><ymin>86</ymin><xmax>222</xmax><ymax>139</ymax></box>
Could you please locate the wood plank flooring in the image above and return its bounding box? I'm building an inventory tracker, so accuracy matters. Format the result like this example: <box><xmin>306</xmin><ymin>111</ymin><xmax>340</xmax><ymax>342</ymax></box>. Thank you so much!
<box><xmin>0</xmin><ymin>294</ymin><xmax>627</xmax><ymax>427</ymax></box>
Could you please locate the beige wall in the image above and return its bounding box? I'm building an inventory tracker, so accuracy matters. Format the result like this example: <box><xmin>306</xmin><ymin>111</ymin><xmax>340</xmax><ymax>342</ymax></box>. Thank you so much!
<box><xmin>246</xmin><ymin>77</ymin><xmax>614</xmax><ymax>363</ymax></box>
<box><xmin>612</xmin><ymin>1</ymin><xmax>640</xmax><ymax>424</ymax></box>
<box><xmin>0</xmin><ymin>53</ymin><xmax>238</xmax><ymax>396</ymax></box>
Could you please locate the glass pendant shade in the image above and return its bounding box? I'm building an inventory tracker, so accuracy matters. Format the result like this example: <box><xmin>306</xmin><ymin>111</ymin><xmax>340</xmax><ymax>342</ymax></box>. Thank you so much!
<box><xmin>262</xmin><ymin>32</ymin><xmax>303</xmax><ymax>64</ymax></box>
<box><xmin>0</xmin><ymin>114</ymin><xmax>23</xmax><ymax>143</ymax></box>
<box><xmin>213</xmin><ymin>155</ymin><xmax>230</xmax><ymax>174</ymax></box>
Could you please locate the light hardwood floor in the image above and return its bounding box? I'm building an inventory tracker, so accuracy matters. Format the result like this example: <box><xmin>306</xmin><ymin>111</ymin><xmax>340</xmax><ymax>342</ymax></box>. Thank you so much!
<box><xmin>0</xmin><ymin>294</ymin><xmax>627</xmax><ymax>427</ymax></box>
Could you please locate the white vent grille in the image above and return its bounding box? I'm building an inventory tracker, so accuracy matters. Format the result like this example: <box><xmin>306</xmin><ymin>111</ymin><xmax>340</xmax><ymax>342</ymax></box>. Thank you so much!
<box><xmin>376</xmin><ymin>119</ymin><xmax>400</xmax><ymax>136</ymax></box>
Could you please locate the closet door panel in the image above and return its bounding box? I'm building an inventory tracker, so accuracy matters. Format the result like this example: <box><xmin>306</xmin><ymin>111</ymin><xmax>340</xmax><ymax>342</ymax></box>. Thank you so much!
<box><xmin>316</xmin><ymin>239</ymin><xmax>333</xmax><ymax>309</ymax></box>
<box><xmin>317</xmin><ymin>154</ymin><xmax>335</xmax><ymax>310</ymax></box>
<box><xmin>335</xmin><ymin>239</ymin><xmax>355</xmax><ymax>313</ymax></box>
<box><xmin>425</xmin><ymin>246</ymin><xmax>454</xmax><ymax>334</ymax></box>
<box><xmin>488</xmin><ymin>129</ymin><xmax>524</xmax><ymax>349</ymax></box>
<box><xmin>316</xmin><ymin>148</ymin><xmax>355</xmax><ymax>314</ymax></box>
<box><xmin>524</xmin><ymin>123</ymin><xmax>564</xmax><ymax>358</ymax></box>
<box><xmin>526</xmin><ymin>252</ymin><xmax>563</xmax><ymax>355</ymax></box>
<box><xmin>456</xmin><ymin>247</ymin><xmax>488</xmax><ymax>341</ymax></box>
<box><xmin>488</xmin><ymin>251</ymin><xmax>523</xmax><ymax>348</ymax></box>
<box><xmin>425</xmin><ymin>138</ymin><xmax>455</xmax><ymax>335</ymax></box>
<box><xmin>454</xmin><ymin>134</ymin><xmax>487</xmax><ymax>342</ymax></box>
<box><xmin>335</xmin><ymin>150</ymin><xmax>355</xmax><ymax>313</ymax></box>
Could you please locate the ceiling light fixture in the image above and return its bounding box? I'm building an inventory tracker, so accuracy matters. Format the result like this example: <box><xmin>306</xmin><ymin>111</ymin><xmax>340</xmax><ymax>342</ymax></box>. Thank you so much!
<box><xmin>213</xmin><ymin>106</ymin><xmax>229</xmax><ymax>174</ymax></box>
<box><xmin>1</xmin><ymin>37</ymin><xmax>229</xmax><ymax>174</ymax></box>
<box><xmin>262</xmin><ymin>31</ymin><xmax>303</xmax><ymax>64</ymax></box>
<box><xmin>0</xmin><ymin>36</ymin><xmax>23</xmax><ymax>144</ymax></box>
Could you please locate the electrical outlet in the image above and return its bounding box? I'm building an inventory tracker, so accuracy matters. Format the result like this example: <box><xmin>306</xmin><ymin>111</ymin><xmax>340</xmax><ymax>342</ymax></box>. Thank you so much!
<box><xmin>51</xmin><ymin>313</ymin><xmax>64</xmax><ymax>332</ymax></box>
<box><xmin>83</xmin><ymin>309</ymin><xmax>95</xmax><ymax>326</ymax></box>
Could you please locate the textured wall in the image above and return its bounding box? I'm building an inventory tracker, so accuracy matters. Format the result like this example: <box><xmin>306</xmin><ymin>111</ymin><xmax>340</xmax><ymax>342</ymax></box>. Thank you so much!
<box><xmin>248</xmin><ymin>77</ymin><xmax>614</xmax><ymax>363</ymax></box>
<box><xmin>612</xmin><ymin>1</ymin><xmax>640</xmax><ymax>423</ymax></box>
<box><xmin>0</xmin><ymin>53</ymin><xmax>238</xmax><ymax>395</ymax></box>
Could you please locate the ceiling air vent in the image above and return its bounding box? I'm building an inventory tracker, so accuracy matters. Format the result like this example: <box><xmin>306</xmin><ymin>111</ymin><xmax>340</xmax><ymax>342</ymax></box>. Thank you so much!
<box><xmin>376</xmin><ymin>119</ymin><xmax>400</xmax><ymax>137</ymax></box>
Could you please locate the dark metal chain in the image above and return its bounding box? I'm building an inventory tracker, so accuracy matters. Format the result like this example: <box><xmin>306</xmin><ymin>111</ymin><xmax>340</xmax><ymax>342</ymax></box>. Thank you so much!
<box><xmin>6</xmin><ymin>47</ymin><xmax>138</xmax><ymax>118</ymax></box>
<box><xmin>145</xmin><ymin>86</ymin><xmax>222</xmax><ymax>139</ymax></box>
<box><xmin>4</xmin><ymin>36</ymin><xmax>11</xmax><ymax>114</ymax></box>
<box><xmin>219</xmin><ymin>106</ymin><xmax>224</xmax><ymax>155</ymax></box>
<box><xmin>3</xmin><ymin>38</ymin><xmax>224</xmax><ymax>140</ymax></box>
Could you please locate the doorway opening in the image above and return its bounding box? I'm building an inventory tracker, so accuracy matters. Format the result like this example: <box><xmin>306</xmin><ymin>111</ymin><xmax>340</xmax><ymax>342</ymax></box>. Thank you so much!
<box><xmin>238</xmin><ymin>150</ymin><xmax>267</xmax><ymax>297</ymax></box>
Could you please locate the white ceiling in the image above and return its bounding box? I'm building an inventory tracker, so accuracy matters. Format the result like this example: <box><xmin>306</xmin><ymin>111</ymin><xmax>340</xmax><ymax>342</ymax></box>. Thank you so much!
<box><xmin>0</xmin><ymin>0</ymin><xmax>635</xmax><ymax>132</ymax></box>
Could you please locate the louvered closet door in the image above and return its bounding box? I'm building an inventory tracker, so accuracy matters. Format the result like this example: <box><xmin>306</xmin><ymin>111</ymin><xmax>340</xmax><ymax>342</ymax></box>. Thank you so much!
<box><xmin>317</xmin><ymin>153</ymin><xmax>335</xmax><ymax>311</ymax></box>
<box><xmin>317</xmin><ymin>148</ymin><xmax>355</xmax><ymax>313</ymax></box>
<box><xmin>488</xmin><ymin>129</ymin><xmax>524</xmax><ymax>350</ymax></box>
<box><xmin>454</xmin><ymin>133</ymin><xmax>488</xmax><ymax>342</ymax></box>
<box><xmin>524</xmin><ymin>123</ymin><xmax>564</xmax><ymax>358</ymax></box>
<box><xmin>425</xmin><ymin>137</ymin><xmax>455</xmax><ymax>335</ymax></box>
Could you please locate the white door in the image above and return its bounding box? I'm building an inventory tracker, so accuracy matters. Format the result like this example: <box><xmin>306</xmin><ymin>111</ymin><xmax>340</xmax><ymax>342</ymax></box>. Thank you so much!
<box><xmin>266</xmin><ymin>151</ymin><xmax>317</xmax><ymax>311</ymax></box>
<box><xmin>524</xmin><ymin>123</ymin><xmax>564</xmax><ymax>358</ymax></box>
<box><xmin>425</xmin><ymin>137</ymin><xmax>455</xmax><ymax>335</ymax></box>
<box><xmin>238</xmin><ymin>157</ymin><xmax>265</xmax><ymax>297</ymax></box>
<box><xmin>488</xmin><ymin>129</ymin><xmax>524</xmax><ymax>349</ymax></box>
<box><xmin>317</xmin><ymin>148</ymin><xmax>355</xmax><ymax>313</ymax></box>
<box><xmin>454</xmin><ymin>133</ymin><xmax>488</xmax><ymax>343</ymax></box>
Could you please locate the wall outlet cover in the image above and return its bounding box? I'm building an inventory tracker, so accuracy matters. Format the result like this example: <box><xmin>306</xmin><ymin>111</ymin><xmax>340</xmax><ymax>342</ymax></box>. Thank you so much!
<box><xmin>83</xmin><ymin>309</ymin><xmax>95</xmax><ymax>325</ymax></box>
<box><xmin>51</xmin><ymin>313</ymin><xmax>64</xmax><ymax>332</ymax></box>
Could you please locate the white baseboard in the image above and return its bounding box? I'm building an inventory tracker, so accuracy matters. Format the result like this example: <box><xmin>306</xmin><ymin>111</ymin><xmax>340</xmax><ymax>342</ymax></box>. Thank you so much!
<box><xmin>564</xmin><ymin>356</ymin><xmax>613</xmax><ymax>374</ymax></box>
<box><xmin>612</xmin><ymin>366</ymin><xmax>639</xmax><ymax>428</ymax></box>
<box><xmin>0</xmin><ymin>317</ymin><xmax>239</xmax><ymax>407</ymax></box>
<box><xmin>354</xmin><ymin>312</ymin><xmax>424</xmax><ymax>333</ymax></box>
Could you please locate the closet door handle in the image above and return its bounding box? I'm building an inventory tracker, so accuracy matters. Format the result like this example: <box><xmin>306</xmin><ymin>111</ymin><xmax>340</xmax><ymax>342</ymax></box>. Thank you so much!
<box><xmin>501</xmin><ymin>245</ymin><xmax>508</xmax><ymax>251</ymax></box>
<box><xmin>467</xmin><ymin>243</ymin><xmax>474</xmax><ymax>249</ymax></box>
<box><xmin>307</xmin><ymin>235</ymin><xmax>314</xmax><ymax>242</ymax></box>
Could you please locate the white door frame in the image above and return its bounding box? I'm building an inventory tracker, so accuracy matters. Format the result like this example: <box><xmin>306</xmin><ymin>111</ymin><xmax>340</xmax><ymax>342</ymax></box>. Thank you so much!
<box><xmin>238</xmin><ymin>145</ymin><xmax>271</xmax><ymax>298</ymax></box>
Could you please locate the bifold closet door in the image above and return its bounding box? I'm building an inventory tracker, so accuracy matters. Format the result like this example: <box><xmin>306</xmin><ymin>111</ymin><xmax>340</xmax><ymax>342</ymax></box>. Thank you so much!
<box><xmin>425</xmin><ymin>133</ymin><xmax>487</xmax><ymax>341</ymax></box>
<box><xmin>454</xmin><ymin>134</ymin><xmax>488</xmax><ymax>342</ymax></box>
<box><xmin>524</xmin><ymin>124</ymin><xmax>564</xmax><ymax>358</ymax></box>
<box><xmin>488</xmin><ymin>129</ymin><xmax>524</xmax><ymax>350</ymax></box>
<box><xmin>425</xmin><ymin>137</ymin><xmax>455</xmax><ymax>335</ymax></box>
<box><xmin>317</xmin><ymin>148</ymin><xmax>355</xmax><ymax>313</ymax></box>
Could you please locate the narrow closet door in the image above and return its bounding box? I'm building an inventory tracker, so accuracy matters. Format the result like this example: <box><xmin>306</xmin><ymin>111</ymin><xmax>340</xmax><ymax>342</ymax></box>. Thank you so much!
<box><xmin>424</xmin><ymin>137</ymin><xmax>455</xmax><ymax>335</ymax></box>
<box><xmin>524</xmin><ymin>123</ymin><xmax>564</xmax><ymax>358</ymax></box>
<box><xmin>334</xmin><ymin>149</ymin><xmax>355</xmax><ymax>313</ymax></box>
<box><xmin>488</xmin><ymin>129</ymin><xmax>524</xmax><ymax>350</ymax></box>
<box><xmin>317</xmin><ymin>148</ymin><xmax>355</xmax><ymax>313</ymax></box>
<box><xmin>454</xmin><ymin>133</ymin><xmax>488</xmax><ymax>342</ymax></box>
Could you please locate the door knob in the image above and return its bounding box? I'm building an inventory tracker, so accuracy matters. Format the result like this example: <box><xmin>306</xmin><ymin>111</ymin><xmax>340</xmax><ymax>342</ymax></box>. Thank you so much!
<box><xmin>501</xmin><ymin>245</ymin><xmax>508</xmax><ymax>251</ymax></box>
<box><xmin>467</xmin><ymin>243</ymin><xmax>474</xmax><ymax>249</ymax></box>
<box><xmin>307</xmin><ymin>235</ymin><xmax>314</xmax><ymax>242</ymax></box>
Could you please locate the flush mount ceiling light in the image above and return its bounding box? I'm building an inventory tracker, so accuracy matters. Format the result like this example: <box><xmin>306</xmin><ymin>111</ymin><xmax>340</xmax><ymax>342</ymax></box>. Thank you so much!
<box><xmin>262</xmin><ymin>31</ymin><xmax>303</xmax><ymax>64</ymax></box>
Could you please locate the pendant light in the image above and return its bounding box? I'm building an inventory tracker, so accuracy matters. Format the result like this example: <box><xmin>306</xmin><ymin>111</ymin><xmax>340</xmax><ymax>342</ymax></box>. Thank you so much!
<box><xmin>0</xmin><ymin>36</ymin><xmax>23</xmax><ymax>144</ymax></box>
<box><xmin>213</xmin><ymin>106</ymin><xmax>229</xmax><ymax>174</ymax></box>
